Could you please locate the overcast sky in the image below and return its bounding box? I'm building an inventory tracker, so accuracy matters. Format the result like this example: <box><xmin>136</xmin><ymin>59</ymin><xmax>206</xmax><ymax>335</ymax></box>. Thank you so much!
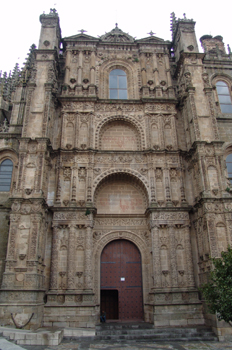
<box><xmin>0</xmin><ymin>0</ymin><xmax>231</xmax><ymax>74</ymax></box>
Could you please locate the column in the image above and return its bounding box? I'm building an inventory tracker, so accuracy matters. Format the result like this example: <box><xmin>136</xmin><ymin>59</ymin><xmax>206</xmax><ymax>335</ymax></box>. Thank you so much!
<box><xmin>87</xmin><ymin>175</ymin><xmax>92</xmax><ymax>203</ymax></box>
<box><xmin>64</xmin><ymin>50</ymin><xmax>71</xmax><ymax>85</ymax></box>
<box><xmin>71</xmin><ymin>176</ymin><xmax>77</xmax><ymax>203</ymax></box>
<box><xmin>184</xmin><ymin>225</ymin><xmax>195</xmax><ymax>287</ymax></box>
<box><xmin>206</xmin><ymin>214</ymin><xmax>218</xmax><ymax>258</ymax></box>
<box><xmin>151</xmin><ymin>222</ymin><xmax>161</xmax><ymax>288</ymax></box>
<box><xmin>165</xmin><ymin>171</ymin><xmax>173</xmax><ymax>207</ymax></box>
<box><xmin>84</xmin><ymin>219</ymin><xmax>93</xmax><ymax>290</ymax></box>
<box><xmin>78</xmin><ymin>51</ymin><xmax>83</xmax><ymax>85</ymax></box>
<box><xmin>164</xmin><ymin>54</ymin><xmax>172</xmax><ymax>87</ymax></box>
<box><xmin>171</xmin><ymin>116</ymin><xmax>178</xmax><ymax>149</ymax></box>
<box><xmin>153</xmin><ymin>54</ymin><xmax>159</xmax><ymax>86</ymax></box>
<box><xmin>141</xmin><ymin>68</ymin><xmax>147</xmax><ymax>86</ymax></box>
<box><xmin>188</xmin><ymin>90</ymin><xmax>201</xmax><ymax>141</ymax></box>
<box><xmin>200</xmin><ymin>157</ymin><xmax>209</xmax><ymax>191</ymax></box>
<box><xmin>150</xmin><ymin>176</ymin><xmax>157</xmax><ymax>206</ymax></box>
<box><xmin>204</xmin><ymin>89</ymin><xmax>220</xmax><ymax>140</ymax></box>
<box><xmin>17</xmin><ymin>153</ymin><xmax>25</xmax><ymax>191</ymax></box>
<box><xmin>90</xmin><ymin>51</ymin><xmax>96</xmax><ymax>85</ymax></box>
<box><xmin>67</xmin><ymin>225</ymin><xmax>76</xmax><ymax>289</ymax></box>
<box><xmin>55</xmin><ymin>157</ymin><xmax>61</xmax><ymax>205</ymax></box>
<box><xmin>140</xmin><ymin>53</ymin><xmax>146</xmax><ymax>84</ymax></box>
<box><xmin>179</xmin><ymin>160</ymin><xmax>187</xmax><ymax>205</ymax></box>
<box><xmin>50</xmin><ymin>225</ymin><xmax>60</xmax><ymax>290</ymax></box>
<box><xmin>28</xmin><ymin>214</ymin><xmax>41</xmax><ymax>261</ymax></box>
<box><xmin>169</xmin><ymin>224</ymin><xmax>178</xmax><ymax>287</ymax></box>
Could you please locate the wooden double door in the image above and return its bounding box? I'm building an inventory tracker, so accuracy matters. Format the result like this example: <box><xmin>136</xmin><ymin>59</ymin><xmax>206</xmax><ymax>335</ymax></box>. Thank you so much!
<box><xmin>100</xmin><ymin>239</ymin><xmax>143</xmax><ymax>321</ymax></box>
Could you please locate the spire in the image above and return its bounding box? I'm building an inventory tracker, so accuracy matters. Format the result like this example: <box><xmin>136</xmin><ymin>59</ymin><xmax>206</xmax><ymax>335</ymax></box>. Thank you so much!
<box><xmin>11</xmin><ymin>63</ymin><xmax>21</xmax><ymax>93</ymax></box>
<box><xmin>0</xmin><ymin>63</ymin><xmax>21</xmax><ymax>102</ymax></box>
<box><xmin>21</xmin><ymin>44</ymin><xmax>36</xmax><ymax>84</ymax></box>
<box><xmin>0</xmin><ymin>72</ymin><xmax>8</xmax><ymax>100</ymax></box>
<box><xmin>24</xmin><ymin>44</ymin><xmax>36</xmax><ymax>71</ymax></box>
<box><xmin>170</xmin><ymin>12</ymin><xmax>177</xmax><ymax>40</ymax></box>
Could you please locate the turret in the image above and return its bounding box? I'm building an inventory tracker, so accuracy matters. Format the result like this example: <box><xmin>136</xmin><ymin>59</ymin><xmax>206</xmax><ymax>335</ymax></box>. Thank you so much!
<box><xmin>171</xmin><ymin>13</ymin><xmax>199</xmax><ymax>62</ymax></box>
<box><xmin>39</xmin><ymin>8</ymin><xmax>61</xmax><ymax>53</ymax></box>
<box><xmin>199</xmin><ymin>35</ymin><xmax>232</xmax><ymax>60</ymax></box>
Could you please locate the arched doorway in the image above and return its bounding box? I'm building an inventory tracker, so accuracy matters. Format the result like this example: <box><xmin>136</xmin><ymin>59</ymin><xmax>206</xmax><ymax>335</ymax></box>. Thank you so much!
<box><xmin>100</xmin><ymin>239</ymin><xmax>143</xmax><ymax>321</ymax></box>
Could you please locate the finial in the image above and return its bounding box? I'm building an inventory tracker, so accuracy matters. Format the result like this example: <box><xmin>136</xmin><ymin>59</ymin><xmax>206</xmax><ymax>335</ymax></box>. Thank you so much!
<box><xmin>183</xmin><ymin>13</ymin><xmax>186</xmax><ymax>19</ymax></box>
<box><xmin>50</xmin><ymin>8</ymin><xmax>57</xmax><ymax>14</ymax></box>
<box><xmin>78</xmin><ymin>29</ymin><xmax>87</xmax><ymax>34</ymax></box>
<box><xmin>115</xmin><ymin>23</ymin><xmax>118</xmax><ymax>28</ymax></box>
<box><xmin>148</xmin><ymin>31</ymin><xmax>155</xmax><ymax>36</ymax></box>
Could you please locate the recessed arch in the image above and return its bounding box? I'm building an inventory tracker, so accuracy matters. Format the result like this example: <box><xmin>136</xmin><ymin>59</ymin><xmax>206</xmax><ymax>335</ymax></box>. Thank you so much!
<box><xmin>94</xmin><ymin>172</ymin><xmax>148</xmax><ymax>214</ymax></box>
<box><xmin>93</xmin><ymin>169</ymin><xmax>149</xmax><ymax>207</ymax></box>
<box><xmin>109</xmin><ymin>69</ymin><xmax>127</xmax><ymax>99</ymax></box>
<box><xmin>216</xmin><ymin>81</ymin><xmax>232</xmax><ymax>114</ymax></box>
<box><xmin>95</xmin><ymin>115</ymin><xmax>146</xmax><ymax>150</ymax></box>
<box><xmin>93</xmin><ymin>230</ymin><xmax>151</xmax><ymax>312</ymax></box>
<box><xmin>0</xmin><ymin>149</ymin><xmax>18</xmax><ymax>164</ymax></box>
<box><xmin>211</xmin><ymin>74</ymin><xmax>232</xmax><ymax>114</ymax></box>
<box><xmin>223</xmin><ymin>143</ymin><xmax>232</xmax><ymax>154</ymax></box>
<box><xmin>0</xmin><ymin>159</ymin><xmax>13</xmax><ymax>192</ymax></box>
<box><xmin>98</xmin><ymin>59</ymin><xmax>139</xmax><ymax>99</ymax></box>
<box><xmin>225</xmin><ymin>153</ymin><xmax>232</xmax><ymax>184</ymax></box>
<box><xmin>0</xmin><ymin>149</ymin><xmax>18</xmax><ymax>193</ymax></box>
<box><xmin>210</xmin><ymin>72</ymin><xmax>232</xmax><ymax>86</ymax></box>
<box><xmin>222</xmin><ymin>145</ymin><xmax>232</xmax><ymax>184</ymax></box>
<box><xmin>99</xmin><ymin>119</ymin><xmax>140</xmax><ymax>151</ymax></box>
<box><xmin>100</xmin><ymin>239</ymin><xmax>143</xmax><ymax>320</ymax></box>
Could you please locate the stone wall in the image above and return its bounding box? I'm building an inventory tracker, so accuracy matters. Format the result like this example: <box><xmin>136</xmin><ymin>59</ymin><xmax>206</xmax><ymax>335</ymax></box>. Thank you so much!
<box><xmin>0</xmin><ymin>10</ymin><xmax>232</xmax><ymax>335</ymax></box>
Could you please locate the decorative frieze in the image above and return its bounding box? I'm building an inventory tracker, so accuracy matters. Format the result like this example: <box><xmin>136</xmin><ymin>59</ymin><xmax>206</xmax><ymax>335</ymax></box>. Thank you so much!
<box><xmin>94</xmin><ymin>218</ymin><xmax>147</xmax><ymax>227</ymax></box>
<box><xmin>53</xmin><ymin>212</ymin><xmax>87</xmax><ymax>221</ymax></box>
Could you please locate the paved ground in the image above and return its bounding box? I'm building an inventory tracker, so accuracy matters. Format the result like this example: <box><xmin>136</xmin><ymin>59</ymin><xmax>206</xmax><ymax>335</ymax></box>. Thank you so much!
<box><xmin>2</xmin><ymin>338</ymin><xmax>232</xmax><ymax>350</ymax></box>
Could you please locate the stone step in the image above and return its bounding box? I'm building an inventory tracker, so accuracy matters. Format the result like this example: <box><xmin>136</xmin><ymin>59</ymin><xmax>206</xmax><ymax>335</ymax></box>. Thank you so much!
<box><xmin>92</xmin><ymin>324</ymin><xmax>218</xmax><ymax>342</ymax></box>
<box><xmin>96</xmin><ymin>327</ymin><xmax>214</xmax><ymax>333</ymax></box>
<box><xmin>95</xmin><ymin>335</ymin><xmax>217</xmax><ymax>342</ymax></box>
<box><xmin>96</xmin><ymin>322</ymin><xmax>154</xmax><ymax>330</ymax></box>
<box><xmin>95</xmin><ymin>331</ymin><xmax>216</xmax><ymax>337</ymax></box>
<box><xmin>64</xmin><ymin>334</ymin><xmax>217</xmax><ymax>343</ymax></box>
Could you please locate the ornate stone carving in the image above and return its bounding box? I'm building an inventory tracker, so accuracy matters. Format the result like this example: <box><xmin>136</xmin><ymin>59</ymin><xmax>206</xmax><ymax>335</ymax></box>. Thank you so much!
<box><xmin>53</xmin><ymin>212</ymin><xmax>86</xmax><ymax>221</ymax></box>
<box><xmin>62</xmin><ymin>102</ymin><xmax>94</xmax><ymax>112</ymax></box>
<box><xmin>63</xmin><ymin>167</ymin><xmax>71</xmax><ymax>181</ymax></box>
<box><xmin>94</xmin><ymin>218</ymin><xmax>147</xmax><ymax>227</ymax></box>
<box><xmin>162</xmin><ymin>270</ymin><xmax>169</xmax><ymax>276</ymax></box>
<box><xmin>155</xmin><ymin>168</ymin><xmax>163</xmax><ymax>181</ymax></box>
<box><xmin>2</xmin><ymin>13</ymin><xmax>231</xmax><ymax>330</ymax></box>
<box><xmin>78</xmin><ymin>167</ymin><xmax>86</xmax><ymax>180</ymax></box>
<box><xmin>95</xmin><ymin>104</ymin><xmax>143</xmax><ymax>113</ymax></box>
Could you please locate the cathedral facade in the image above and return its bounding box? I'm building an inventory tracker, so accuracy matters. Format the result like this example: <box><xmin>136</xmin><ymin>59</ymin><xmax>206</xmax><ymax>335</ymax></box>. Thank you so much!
<box><xmin>0</xmin><ymin>9</ymin><xmax>232</xmax><ymax>338</ymax></box>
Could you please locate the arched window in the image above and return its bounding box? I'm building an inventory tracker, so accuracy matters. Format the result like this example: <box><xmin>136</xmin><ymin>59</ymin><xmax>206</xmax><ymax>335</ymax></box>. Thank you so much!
<box><xmin>0</xmin><ymin>159</ymin><xmax>13</xmax><ymax>191</ymax></box>
<box><xmin>109</xmin><ymin>69</ymin><xmax>127</xmax><ymax>99</ymax></box>
<box><xmin>216</xmin><ymin>81</ymin><xmax>232</xmax><ymax>114</ymax></box>
<box><xmin>226</xmin><ymin>154</ymin><xmax>232</xmax><ymax>184</ymax></box>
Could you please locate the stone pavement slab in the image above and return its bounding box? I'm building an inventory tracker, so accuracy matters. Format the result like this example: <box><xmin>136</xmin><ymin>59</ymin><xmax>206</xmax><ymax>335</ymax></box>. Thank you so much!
<box><xmin>0</xmin><ymin>338</ymin><xmax>27</xmax><ymax>350</ymax></box>
<box><xmin>20</xmin><ymin>339</ymin><xmax>232</xmax><ymax>350</ymax></box>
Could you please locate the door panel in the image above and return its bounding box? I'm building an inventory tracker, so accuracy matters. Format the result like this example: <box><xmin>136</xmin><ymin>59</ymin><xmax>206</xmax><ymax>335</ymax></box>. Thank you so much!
<box><xmin>101</xmin><ymin>290</ymin><xmax>118</xmax><ymax>319</ymax></box>
<box><xmin>100</xmin><ymin>239</ymin><xmax>143</xmax><ymax>320</ymax></box>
